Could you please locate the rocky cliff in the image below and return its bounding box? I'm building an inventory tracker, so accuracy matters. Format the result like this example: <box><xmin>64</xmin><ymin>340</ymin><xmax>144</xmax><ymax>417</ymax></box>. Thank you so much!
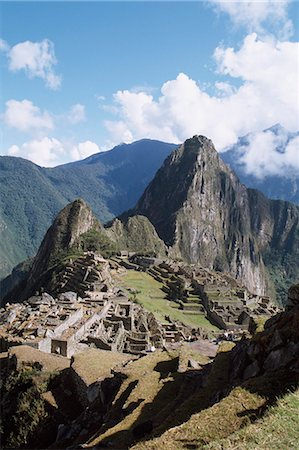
<box><xmin>27</xmin><ymin>199</ymin><xmax>100</xmax><ymax>284</ymax></box>
<box><xmin>2</xmin><ymin>199</ymin><xmax>101</xmax><ymax>303</ymax></box>
<box><xmin>0</xmin><ymin>140</ymin><xmax>175</xmax><ymax>279</ymax></box>
<box><xmin>106</xmin><ymin>215</ymin><xmax>166</xmax><ymax>256</ymax></box>
<box><xmin>134</xmin><ymin>135</ymin><xmax>299</xmax><ymax>299</ymax></box>
<box><xmin>1</xmin><ymin>200</ymin><xmax>166</xmax><ymax>303</ymax></box>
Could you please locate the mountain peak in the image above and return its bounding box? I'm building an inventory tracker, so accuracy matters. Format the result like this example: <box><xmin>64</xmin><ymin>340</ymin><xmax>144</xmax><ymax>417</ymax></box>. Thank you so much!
<box><xmin>187</xmin><ymin>134</ymin><xmax>214</xmax><ymax>148</ymax></box>
<box><xmin>134</xmin><ymin>135</ymin><xmax>225</xmax><ymax>247</ymax></box>
<box><xmin>175</xmin><ymin>135</ymin><xmax>217</xmax><ymax>159</ymax></box>
<box><xmin>133</xmin><ymin>135</ymin><xmax>282</xmax><ymax>296</ymax></box>
<box><xmin>52</xmin><ymin>198</ymin><xmax>98</xmax><ymax>246</ymax></box>
<box><xmin>24</xmin><ymin>199</ymin><xmax>101</xmax><ymax>294</ymax></box>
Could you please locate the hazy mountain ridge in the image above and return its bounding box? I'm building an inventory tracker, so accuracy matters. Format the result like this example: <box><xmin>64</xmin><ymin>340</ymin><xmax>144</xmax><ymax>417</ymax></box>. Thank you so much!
<box><xmin>133</xmin><ymin>135</ymin><xmax>299</xmax><ymax>300</ymax></box>
<box><xmin>0</xmin><ymin>140</ymin><xmax>176</xmax><ymax>278</ymax></box>
<box><xmin>222</xmin><ymin>125</ymin><xmax>299</xmax><ymax>204</ymax></box>
<box><xmin>1</xmin><ymin>126</ymin><xmax>298</xmax><ymax>282</ymax></box>
<box><xmin>1</xmin><ymin>199</ymin><xmax>166</xmax><ymax>303</ymax></box>
<box><xmin>0</xmin><ymin>156</ymin><xmax>67</xmax><ymax>278</ymax></box>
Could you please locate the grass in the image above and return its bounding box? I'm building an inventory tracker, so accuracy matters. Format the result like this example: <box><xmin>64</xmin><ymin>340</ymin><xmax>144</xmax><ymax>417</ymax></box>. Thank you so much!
<box><xmin>178</xmin><ymin>343</ymin><xmax>211</xmax><ymax>371</ymax></box>
<box><xmin>117</xmin><ymin>270</ymin><xmax>217</xmax><ymax>331</ymax></box>
<box><xmin>252</xmin><ymin>315</ymin><xmax>269</xmax><ymax>333</ymax></box>
<box><xmin>205</xmin><ymin>389</ymin><xmax>299</xmax><ymax>450</ymax></box>
<box><xmin>86</xmin><ymin>345</ymin><xmax>217</xmax><ymax>449</ymax></box>
<box><xmin>71</xmin><ymin>348</ymin><xmax>134</xmax><ymax>386</ymax></box>
<box><xmin>131</xmin><ymin>339</ymin><xmax>299</xmax><ymax>450</ymax></box>
<box><xmin>86</xmin><ymin>350</ymin><xmax>180</xmax><ymax>449</ymax></box>
<box><xmin>133</xmin><ymin>387</ymin><xmax>267</xmax><ymax>450</ymax></box>
<box><xmin>9</xmin><ymin>345</ymin><xmax>70</xmax><ymax>373</ymax></box>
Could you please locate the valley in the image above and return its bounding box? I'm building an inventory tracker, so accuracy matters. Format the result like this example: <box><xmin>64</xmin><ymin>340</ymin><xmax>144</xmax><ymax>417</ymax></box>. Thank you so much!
<box><xmin>115</xmin><ymin>268</ymin><xmax>217</xmax><ymax>330</ymax></box>
<box><xmin>1</xmin><ymin>134</ymin><xmax>298</xmax><ymax>450</ymax></box>
<box><xmin>1</xmin><ymin>128</ymin><xmax>298</xmax><ymax>282</ymax></box>
<box><xmin>2</xmin><ymin>0</ymin><xmax>298</xmax><ymax>448</ymax></box>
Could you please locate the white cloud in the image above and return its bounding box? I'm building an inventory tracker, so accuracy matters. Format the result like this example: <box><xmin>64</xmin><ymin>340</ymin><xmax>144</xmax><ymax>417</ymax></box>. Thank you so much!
<box><xmin>207</xmin><ymin>0</ymin><xmax>293</xmax><ymax>39</ymax></box>
<box><xmin>215</xmin><ymin>81</ymin><xmax>236</xmax><ymax>96</ymax></box>
<box><xmin>8</xmin><ymin>39</ymin><xmax>61</xmax><ymax>89</ymax></box>
<box><xmin>70</xmin><ymin>141</ymin><xmax>101</xmax><ymax>160</ymax></box>
<box><xmin>7</xmin><ymin>145</ymin><xmax>20</xmax><ymax>156</ymax></box>
<box><xmin>0</xmin><ymin>38</ymin><xmax>9</xmax><ymax>52</ymax></box>
<box><xmin>236</xmin><ymin>129</ymin><xmax>299</xmax><ymax>178</ymax></box>
<box><xmin>95</xmin><ymin>95</ymin><xmax>106</xmax><ymax>102</ymax></box>
<box><xmin>104</xmin><ymin>34</ymin><xmax>298</xmax><ymax>157</ymax></box>
<box><xmin>68</xmin><ymin>104</ymin><xmax>86</xmax><ymax>124</ymax></box>
<box><xmin>6</xmin><ymin>138</ymin><xmax>101</xmax><ymax>167</ymax></box>
<box><xmin>4</xmin><ymin>99</ymin><xmax>54</xmax><ymax>133</ymax></box>
<box><xmin>7</xmin><ymin>137</ymin><xmax>65</xmax><ymax>167</ymax></box>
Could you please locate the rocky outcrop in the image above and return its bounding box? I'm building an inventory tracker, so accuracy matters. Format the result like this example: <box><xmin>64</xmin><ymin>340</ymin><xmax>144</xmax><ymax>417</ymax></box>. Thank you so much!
<box><xmin>5</xmin><ymin>199</ymin><xmax>101</xmax><ymax>302</ymax></box>
<box><xmin>2</xmin><ymin>201</ymin><xmax>167</xmax><ymax>303</ymax></box>
<box><xmin>106</xmin><ymin>215</ymin><xmax>166</xmax><ymax>256</ymax></box>
<box><xmin>134</xmin><ymin>135</ymin><xmax>299</xmax><ymax>299</ymax></box>
<box><xmin>134</xmin><ymin>136</ymin><xmax>267</xmax><ymax>294</ymax></box>
<box><xmin>30</xmin><ymin>198</ymin><xmax>100</xmax><ymax>277</ymax></box>
<box><xmin>287</xmin><ymin>284</ymin><xmax>299</xmax><ymax>309</ymax></box>
<box><xmin>229</xmin><ymin>292</ymin><xmax>299</xmax><ymax>383</ymax></box>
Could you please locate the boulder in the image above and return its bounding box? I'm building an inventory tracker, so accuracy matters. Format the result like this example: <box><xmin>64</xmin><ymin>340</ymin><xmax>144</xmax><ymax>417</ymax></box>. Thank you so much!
<box><xmin>243</xmin><ymin>360</ymin><xmax>260</xmax><ymax>380</ymax></box>
<box><xmin>188</xmin><ymin>358</ymin><xmax>201</xmax><ymax>369</ymax></box>
<box><xmin>286</xmin><ymin>284</ymin><xmax>299</xmax><ymax>309</ymax></box>
<box><xmin>263</xmin><ymin>341</ymin><xmax>299</xmax><ymax>371</ymax></box>
<box><xmin>268</xmin><ymin>329</ymin><xmax>284</xmax><ymax>351</ymax></box>
<box><xmin>58</xmin><ymin>291</ymin><xmax>78</xmax><ymax>303</ymax></box>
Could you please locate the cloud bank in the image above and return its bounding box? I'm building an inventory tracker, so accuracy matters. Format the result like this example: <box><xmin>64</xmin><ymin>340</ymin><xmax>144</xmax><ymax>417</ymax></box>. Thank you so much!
<box><xmin>232</xmin><ymin>127</ymin><xmax>299</xmax><ymax>178</ymax></box>
<box><xmin>105</xmin><ymin>34</ymin><xmax>298</xmax><ymax>155</ymax></box>
<box><xmin>7</xmin><ymin>137</ymin><xmax>65</xmax><ymax>167</ymax></box>
<box><xmin>4</xmin><ymin>99</ymin><xmax>54</xmax><ymax>133</ymax></box>
<box><xmin>1</xmin><ymin>38</ymin><xmax>61</xmax><ymax>89</ymax></box>
<box><xmin>207</xmin><ymin>0</ymin><xmax>293</xmax><ymax>39</ymax></box>
<box><xmin>7</xmin><ymin>138</ymin><xmax>101</xmax><ymax>167</ymax></box>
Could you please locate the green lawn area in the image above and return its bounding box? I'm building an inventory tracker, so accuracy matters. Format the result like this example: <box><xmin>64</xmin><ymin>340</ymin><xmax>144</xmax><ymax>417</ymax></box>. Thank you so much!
<box><xmin>205</xmin><ymin>389</ymin><xmax>299</xmax><ymax>450</ymax></box>
<box><xmin>117</xmin><ymin>270</ymin><xmax>217</xmax><ymax>331</ymax></box>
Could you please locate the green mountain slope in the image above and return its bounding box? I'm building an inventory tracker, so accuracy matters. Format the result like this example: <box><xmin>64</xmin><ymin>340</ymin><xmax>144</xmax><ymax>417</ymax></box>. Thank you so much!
<box><xmin>133</xmin><ymin>136</ymin><xmax>299</xmax><ymax>302</ymax></box>
<box><xmin>0</xmin><ymin>157</ymin><xmax>67</xmax><ymax>277</ymax></box>
<box><xmin>0</xmin><ymin>140</ymin><xmax>175</xmax><ymax>279</ymax></box>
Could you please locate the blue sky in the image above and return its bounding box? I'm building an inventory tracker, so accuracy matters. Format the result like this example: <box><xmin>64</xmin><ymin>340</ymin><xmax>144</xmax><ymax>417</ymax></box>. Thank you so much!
<box><xmin>0</xmin><ymin>1</ymin><xmax>298</xmax><ymax>173</ymax></box>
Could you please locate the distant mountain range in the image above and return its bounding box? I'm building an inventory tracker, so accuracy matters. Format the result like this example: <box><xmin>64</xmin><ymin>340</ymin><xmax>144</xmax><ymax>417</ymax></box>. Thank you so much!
<box><xmin>132</xmin><ymin>135</ymin><xmax>299</xmax><ymax>302</ymax></box>
<box><xmin>3</xmin><ymin>135</ymin><xmax>298</xmax><ymax>306</ymax></box>
<box><xmin>222</xmin><ymin>125</ymin><xmax>299</xmax><ymax>204</ymax></box>
<box><xmin>0</xmin><ymin>140</ymin><xmax>175</xmax><ymax>278</ymax></box>
<box><xmin>1</xmin><ymin>125</ymin><xmax>298</xmax><ymax>279</ymax></box>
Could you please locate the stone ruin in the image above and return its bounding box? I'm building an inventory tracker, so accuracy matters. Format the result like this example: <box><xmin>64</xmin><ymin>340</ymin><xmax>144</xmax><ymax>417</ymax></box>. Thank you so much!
<box><xmin>124</xmin><ymin>256</ymin><xmax>281</xmax><ymax>332</ymax></box>
<box><xmin>0</xmin><ymin>252</ymin><xmax>165</xmax><ymax>358</ymax></box>
<box><xmin>0</xmin><ymin>251</ymin><xmax>283</xmax><ymax>359</ymax></box>
<box><xmin>53</xmin><ymin>252</ymin><xmax>113</xmax><ymax>298</ymax></box>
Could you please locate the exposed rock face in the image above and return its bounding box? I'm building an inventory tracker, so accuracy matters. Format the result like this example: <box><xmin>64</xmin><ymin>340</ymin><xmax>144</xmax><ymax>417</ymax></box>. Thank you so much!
<box><xmin>134</xmin><ymin>137</ymin><xmax>266</xmax><ymax>294</ymax></box>
<box><xmin>134</xmin><ymin>136</ymin><xmax>299</xmax><ymax>298</ymax></box>
<box><xmin>28</xmin><ymin>199</ymin><xmax>99</xmax><ymax>280</ymax></box>
<box><xmin>106</xmin><ymin>215</ymin><xmax>166</xmax><ymax>256</ymax></box>
<box><xmin>2</xmin><ymin>201</ymin><xmax>167</xmax><ymax>303</ymax></box>
<box><xmin>14</xmin><ymin>199</ymin><xmax>101</xmax><ymax>301</ymax></box>
<box><xmin>229</xmin><ymin>292</ymin><xmax>299</xmax><ymax>383</ymax></box>
<box><xmin>287</xmin><ymin>284</ymin><xmax>299</xmax><ymax>309</ymax></box>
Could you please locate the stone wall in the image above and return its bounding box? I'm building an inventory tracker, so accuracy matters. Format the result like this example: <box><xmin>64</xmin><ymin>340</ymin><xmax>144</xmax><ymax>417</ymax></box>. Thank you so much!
<box><xmin>53</xmin><ymin>307</ymin><xmax>84</xmax><ymax>337</ymax></box>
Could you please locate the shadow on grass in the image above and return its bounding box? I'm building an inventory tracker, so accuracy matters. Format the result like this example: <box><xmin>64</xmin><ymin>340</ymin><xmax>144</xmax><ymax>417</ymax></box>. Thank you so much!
<box><xmin>95</xmin><ymin>345</ymin><xmax>299</xmax><ymax>449</ymax></box>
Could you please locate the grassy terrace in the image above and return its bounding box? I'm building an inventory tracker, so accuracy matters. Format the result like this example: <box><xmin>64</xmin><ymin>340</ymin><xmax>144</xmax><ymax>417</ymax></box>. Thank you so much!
<box><xmin>205</xmin><ymin>389</ymin><xmax>299</xmax><ymax>450</ymax></box>
<box><xmin>117</xmin><ymin>269</ymin><xmax>217</xmax><ymax>331</ymax></box>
